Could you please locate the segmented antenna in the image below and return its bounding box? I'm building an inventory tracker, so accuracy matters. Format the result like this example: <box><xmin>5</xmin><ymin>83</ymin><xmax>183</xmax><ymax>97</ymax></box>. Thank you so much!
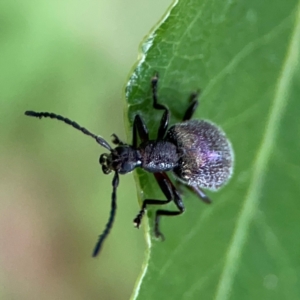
<box><xmin>25</xmin><ymin>111</ymin><xmax>112</xmax><ymax>150</ymax></box>
<box><xmin>93</xmin><ymin>172</ymin><xmax>119</xmax><ymax>257</ymax></box>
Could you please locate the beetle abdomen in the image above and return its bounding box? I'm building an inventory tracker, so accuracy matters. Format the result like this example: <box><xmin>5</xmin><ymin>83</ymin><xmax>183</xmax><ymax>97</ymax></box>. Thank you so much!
<box><xmin>166</xmin><ymin>120</ymin><xmax>233</xmax><ymax>190</ymax></box>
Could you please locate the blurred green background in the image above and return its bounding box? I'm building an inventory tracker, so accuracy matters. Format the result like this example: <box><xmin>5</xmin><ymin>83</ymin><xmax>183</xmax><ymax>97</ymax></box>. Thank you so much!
<box><xmin>0</xmin><ymin>0</ymin><xmax>171</xmax><ymax>299</ymax></box>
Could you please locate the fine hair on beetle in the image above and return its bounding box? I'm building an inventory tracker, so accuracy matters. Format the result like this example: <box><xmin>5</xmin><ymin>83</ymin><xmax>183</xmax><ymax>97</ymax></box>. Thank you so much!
<box><xmin>25</xmin><ymin>74</ymin><xmax>234</xmax><ymax>257</ymax></box>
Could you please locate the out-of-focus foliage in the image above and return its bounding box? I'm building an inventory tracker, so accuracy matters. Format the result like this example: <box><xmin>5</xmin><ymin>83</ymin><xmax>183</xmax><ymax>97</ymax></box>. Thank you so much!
<box><xmin>125</xmin><ymin>0</ymin><xmax>300</xmax><ymax>299</ymax></box>
<box><xmin>0</xmin><ymin>1</ymin><xmax>171</xmax><ymax>299</ymax></box>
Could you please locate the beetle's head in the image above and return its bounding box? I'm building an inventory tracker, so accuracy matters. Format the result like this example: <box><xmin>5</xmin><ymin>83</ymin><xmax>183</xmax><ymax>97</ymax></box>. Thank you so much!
<box><xmin>100</xmin><ymin>145</ymin><xmax>141</xmax><ymax>175</ymax></box>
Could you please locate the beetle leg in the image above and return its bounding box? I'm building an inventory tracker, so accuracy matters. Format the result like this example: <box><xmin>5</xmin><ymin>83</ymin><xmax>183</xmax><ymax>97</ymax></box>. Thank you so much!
<box><xmin>133</xmin><ymin>199</ymin><xmax>171</xmax><ymax>229</ymax></box>
<box><xmin>182</xmin><ymin>91</ymin><xmax>200</xmax><ymax>121</ymax></box>
<box><xmin>151</xmin><ymin>74</ymin><xmax>170</xmax><ymax>139</ymax></box>
<box><xmin>132</xmin><ymin>114</ymin><xmax>149</xmax><ymax>147</ymax></box>
<box><xmin>133</xmin><ymin>172</ymin><xmax>185</xmax><ymax>240</ymax></box>
<box><xmin>188</xmin><ymin>185</ymin><xmax>212</xmax><ymax>204</ymax></box>
<box><xmin>175</xmin><ymin>180</ymin><xmax>212</xmax><ymax>204</ymax></box>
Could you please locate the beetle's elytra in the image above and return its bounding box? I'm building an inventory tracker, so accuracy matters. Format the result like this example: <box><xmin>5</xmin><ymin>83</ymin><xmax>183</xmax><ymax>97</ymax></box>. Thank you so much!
<box><xmin>25</xmin><ymin>74</ymin><xmax>234</xmax><ymax>257</ymax></box>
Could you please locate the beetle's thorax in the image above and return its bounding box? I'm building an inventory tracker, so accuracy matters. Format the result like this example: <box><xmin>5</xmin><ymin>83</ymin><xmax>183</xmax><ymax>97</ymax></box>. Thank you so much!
<box><xmin>139</xmin><ymin>140</ymin><xmax>179</xmax><ymax>173</ymax></box>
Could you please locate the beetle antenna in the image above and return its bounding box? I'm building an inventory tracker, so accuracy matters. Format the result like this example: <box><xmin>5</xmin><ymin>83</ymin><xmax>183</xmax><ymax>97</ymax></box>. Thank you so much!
<box><xmin>93</xmin><ymin>171</ymin><xmax>119</xmax><ymax>257</ymax></box>
<box><xmin>25</xmin><ymin>111</ymin><xmax>112</xmax><ymax>151</ymax></box>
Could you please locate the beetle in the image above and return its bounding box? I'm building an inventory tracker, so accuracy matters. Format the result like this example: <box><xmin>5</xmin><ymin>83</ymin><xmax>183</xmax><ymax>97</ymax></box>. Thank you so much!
<box><xmin>25</xmin><ymin>74</ymin><xmax>234</xmax><ymax>257</ymax></box>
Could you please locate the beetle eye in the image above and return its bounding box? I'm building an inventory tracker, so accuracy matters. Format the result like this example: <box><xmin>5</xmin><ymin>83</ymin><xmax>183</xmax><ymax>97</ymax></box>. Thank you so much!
<box><xmin>99</xmin><ymin>153</ymin><xmax>108</xmax><ymax>165</ymax></box>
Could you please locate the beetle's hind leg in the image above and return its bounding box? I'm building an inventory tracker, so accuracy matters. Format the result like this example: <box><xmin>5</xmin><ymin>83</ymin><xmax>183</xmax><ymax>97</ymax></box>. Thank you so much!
<box><xmin>182</xmin><ymin>91</ymin><xmax>200</xmax><ymax>121</ymax></box>
<box><xmin>175</xmin><ymin>180</ymin><xmax>212</xmax><ymax>204</ymax></box>
<box><xmin>188</xmin><ymin>185</ymin><xmax>212</xmax><ymax>204</ymax></box>
<box><xmin>133</xmin><ymin>172</ymin><xmax>185</xmax><ymax>240</ymax></box>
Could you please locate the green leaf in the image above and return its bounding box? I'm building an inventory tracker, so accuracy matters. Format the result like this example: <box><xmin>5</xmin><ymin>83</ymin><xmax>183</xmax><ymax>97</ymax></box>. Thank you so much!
<box><xmin>125</xmin><ymin>0</ymin><xmax>300</xmax><ymax>299</ymax></box>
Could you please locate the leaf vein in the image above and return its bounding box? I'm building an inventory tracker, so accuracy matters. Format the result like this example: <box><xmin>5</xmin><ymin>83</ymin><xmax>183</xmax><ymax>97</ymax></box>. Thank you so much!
<box><xmin>203</xmin><ymin>14</ymin><xmax>293</xmax><ymax>99</ymax></box>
